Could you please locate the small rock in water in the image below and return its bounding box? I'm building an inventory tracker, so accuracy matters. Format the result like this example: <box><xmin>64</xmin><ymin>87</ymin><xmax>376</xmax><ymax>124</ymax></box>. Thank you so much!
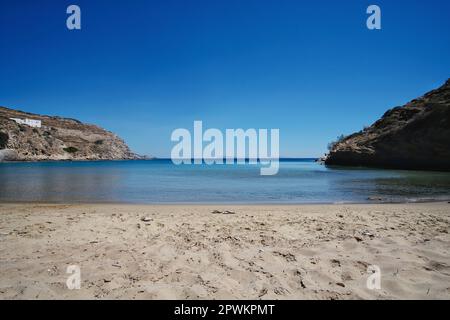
<box><xmin>368</xmin><ymin>196</ymin><xmax>383</xmax><ymax>201</ymax></box>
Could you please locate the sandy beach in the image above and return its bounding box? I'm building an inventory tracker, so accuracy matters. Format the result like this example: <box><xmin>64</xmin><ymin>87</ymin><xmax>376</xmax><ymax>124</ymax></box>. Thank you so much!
<box><xmin>0</xmin><ymin>202</ymin><xmax>449</xmax><ymax>300</ymax></box>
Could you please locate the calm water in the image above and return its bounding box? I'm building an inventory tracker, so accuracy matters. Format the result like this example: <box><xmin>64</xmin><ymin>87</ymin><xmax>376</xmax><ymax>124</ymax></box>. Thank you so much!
<box><xmin>1</xmin><ymin>159</ymin><xmax>450</xmax><ymax>203</ymax></box>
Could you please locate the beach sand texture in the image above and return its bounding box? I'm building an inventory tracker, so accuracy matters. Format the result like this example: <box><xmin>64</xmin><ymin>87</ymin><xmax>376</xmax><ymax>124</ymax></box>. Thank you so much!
<box><xmin>0</xmin><ymin>203</ymin><xmax>449</xmax><ymax>299</ymax></box>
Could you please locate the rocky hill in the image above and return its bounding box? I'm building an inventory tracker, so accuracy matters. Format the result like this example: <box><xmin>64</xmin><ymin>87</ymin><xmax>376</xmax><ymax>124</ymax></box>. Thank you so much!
<box><xmin>325</xmin><ymin>79</ymin><xmax>450</xmax><ymax>171</ymax></box>
<box><xmin>0</xmin><ymin>106</ymin><xmax>142</xmax><ymax>161</ymax></box>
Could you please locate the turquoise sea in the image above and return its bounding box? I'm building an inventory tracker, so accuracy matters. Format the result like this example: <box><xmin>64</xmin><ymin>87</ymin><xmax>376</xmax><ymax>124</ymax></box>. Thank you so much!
<box><xmin>0</xmin><ymin>159</ymin><xmax>450</xmax><ymax>203</ymax></box>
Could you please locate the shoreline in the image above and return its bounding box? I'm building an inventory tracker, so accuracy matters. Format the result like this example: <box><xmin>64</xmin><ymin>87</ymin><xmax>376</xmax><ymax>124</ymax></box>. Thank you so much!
<box><xmin>0</xmin><ymin>158</ymin><xmax>155</xmax><ymax>164</ymax></box>
<box><xmin>1</xmin><ymin>198</ymin><xmax>450</xmax><ymax>206</ymax></box>
<box><xmin>1</xmin><ymin>202</ymin><xmax>449</xmax><ymax>299</ymax></box>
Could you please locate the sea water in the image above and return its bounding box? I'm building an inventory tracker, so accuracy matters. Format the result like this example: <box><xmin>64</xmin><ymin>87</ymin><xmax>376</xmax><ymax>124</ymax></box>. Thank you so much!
<box><xmin>0</xmin><ymin>159</ymin><xmax>449</xmax><ymax>203</ymax></box>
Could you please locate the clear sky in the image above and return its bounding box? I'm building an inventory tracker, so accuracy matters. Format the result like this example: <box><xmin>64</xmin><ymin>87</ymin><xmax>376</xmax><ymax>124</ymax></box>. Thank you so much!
<box><xmin>1</xmin><ymin>0</ymin><xmax>449</xmax><ymax>158</ymax></box>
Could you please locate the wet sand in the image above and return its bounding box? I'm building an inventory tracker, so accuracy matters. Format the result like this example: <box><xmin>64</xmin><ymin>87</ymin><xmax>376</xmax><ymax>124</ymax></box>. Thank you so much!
<box><xmin>0</xmin><ymin>202</ymin><xmax>449</xmax><ymax>299</ymax></box>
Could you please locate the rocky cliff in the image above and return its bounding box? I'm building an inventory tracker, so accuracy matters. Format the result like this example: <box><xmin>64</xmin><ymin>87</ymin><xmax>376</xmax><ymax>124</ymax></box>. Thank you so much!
<box><xmin>0</xmin><ymin>106</ymin><xmax>141</xmax><ymax>161</ymax></box>
<box><xmin>325</xmin><ymin>79</ymin><xmax>450</xmax><ymax>171</ymax></box>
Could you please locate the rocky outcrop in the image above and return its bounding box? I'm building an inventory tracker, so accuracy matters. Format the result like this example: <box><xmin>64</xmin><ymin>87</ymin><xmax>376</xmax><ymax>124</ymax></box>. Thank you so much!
<box><xmin>325</xmin><ymin>79</ymin><xmax>450</xmax><ymax>171</ymax></box>
<box><xmin>0</xmin><ymin>149</ymin><xmax>18</xmax><ymax>161</ymax></box>
<box><xmin>0</xmin><ymin>106</ymin><xmax>143</xmax><ymax>161</ymax></box>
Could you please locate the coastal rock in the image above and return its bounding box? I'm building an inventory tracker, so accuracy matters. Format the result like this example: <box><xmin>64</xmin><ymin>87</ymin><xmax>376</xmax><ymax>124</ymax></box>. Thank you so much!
<box><xmin>315</xmin><ymin>156</ymin><xmax>326</xmax><ymax>163</ymax></box>
<box><xmin>0</xmin><ymin>149</ymin><xmax>18</xmax><ymax>161</ymax></box>
<box><xmin>325</xmin><ymin>79</ymin><xmax>450</xmax><ymax>171</ymax></box>
<box><xmin>0</xmin><ymin>106</ymin><xmax>144</xmax><ymax>161</ymax></box>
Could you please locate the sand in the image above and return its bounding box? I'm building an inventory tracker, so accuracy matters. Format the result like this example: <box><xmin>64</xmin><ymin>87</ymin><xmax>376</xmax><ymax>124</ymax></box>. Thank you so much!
<box><xmin>0</xmin><ymin>202</ymin><xmax>449</xmax><ymax>300</ymax></box>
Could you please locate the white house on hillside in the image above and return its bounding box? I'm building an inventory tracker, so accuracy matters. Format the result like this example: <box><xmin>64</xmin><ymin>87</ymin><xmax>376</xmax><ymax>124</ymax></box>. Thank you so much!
<box><xmin>10</xmin><ymin>118</ymin><xmax>42</xmax><ymax>128</ymax></box>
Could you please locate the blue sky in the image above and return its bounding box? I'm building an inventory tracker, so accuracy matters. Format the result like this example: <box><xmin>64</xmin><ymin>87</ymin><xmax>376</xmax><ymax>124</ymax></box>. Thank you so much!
<box><xmin>1</xmin><ymin>0</ymin><xmax>449</xmax><ymax>157</ymax></box>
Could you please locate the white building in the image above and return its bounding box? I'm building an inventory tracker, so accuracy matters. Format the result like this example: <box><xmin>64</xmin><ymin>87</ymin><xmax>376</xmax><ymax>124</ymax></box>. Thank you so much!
<box><xmin>10</xmin><ymin>118</ymin><xmax>42</xmax><ymax>128</ymax></box>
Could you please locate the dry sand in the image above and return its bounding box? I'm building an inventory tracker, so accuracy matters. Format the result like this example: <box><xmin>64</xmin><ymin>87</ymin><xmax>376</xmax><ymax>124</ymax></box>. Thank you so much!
<box><xmin>0</xmin><ymin>202</ymin><xmax>449</xmax><ymax>300</ymax></box>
